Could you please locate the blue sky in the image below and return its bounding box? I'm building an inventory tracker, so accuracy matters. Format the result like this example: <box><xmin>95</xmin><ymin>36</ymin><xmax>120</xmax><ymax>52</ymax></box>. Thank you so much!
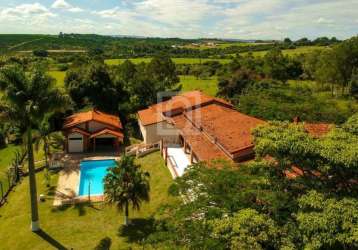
<box><xmin>0</xmin><ymin>0</ymin><xmax>357</xmax><ymax>39</ymax></box>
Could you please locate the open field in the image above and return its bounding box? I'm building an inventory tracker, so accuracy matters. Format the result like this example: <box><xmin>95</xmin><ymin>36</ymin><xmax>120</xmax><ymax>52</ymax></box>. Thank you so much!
<box><xmin>105</xmin><ymin>57</ymin><xmax>232</xmax><ymax>65</ymax></box>
<box><xmin>0</xmin><ymin>151</ymin><xmax>177</xmax><ymax>249</ymax></box>
<box><xmin>240</xmin><ymin>45</ymin><xmax>327</xmax><ymax>57</ymax></box>
<box><xmin>179</xmin><ymin>75</ymin><xmax>218</xmax><ymax>96</ymax></box>
<box><xmin>48</xmin><ymin>71</ymin><xmax>66</xmax><ymax>87</ymax></box>
<box><xmin>182</xmin><ymin>42</ymin><xmax>273</xmax><ymax>50</ymax></box>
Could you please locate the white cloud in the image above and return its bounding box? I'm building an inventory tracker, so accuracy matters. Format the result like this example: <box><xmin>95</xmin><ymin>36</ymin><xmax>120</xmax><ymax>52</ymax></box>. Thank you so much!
<box><xmin>0</xmin><ymin>3</ymin><xmax>55</xmax><ymax>22</ymax></box>
<box><xmin>93</xmin><ymin>7</ymin><xmax>135</xmax><ymax>20</ymax></box>
<box><xmin>51</xmin><ymin>0</ymin><xmax>83</xmax><ymax>13</ymax></box>
<box><xmin>317</xmin><ymin>17</ymin><xmax>334</xmax><ymax>24</ymax></box>
<box><xmin>0</xmin><ymin>0</ymin><xmax>357</xmax><ymax>39</ymax></box>
<box><xmin>134</xmin><ymin>0</ymin><xmax>218</xmax><ymax>26</ymax></box>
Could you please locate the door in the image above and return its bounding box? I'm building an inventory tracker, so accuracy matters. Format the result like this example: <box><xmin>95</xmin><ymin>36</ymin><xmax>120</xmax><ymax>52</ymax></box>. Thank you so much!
<box><xmin>68</xmin><ymin>134</ymin><xmax>84</xmax><ymax>153</ymax></box>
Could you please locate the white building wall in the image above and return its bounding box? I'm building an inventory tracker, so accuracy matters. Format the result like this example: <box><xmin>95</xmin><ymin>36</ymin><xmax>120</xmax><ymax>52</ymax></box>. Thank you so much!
<box><xmin>139</xmin><ymin>120</ymin><xmax>180</xmax><ymax>144</ymax></box>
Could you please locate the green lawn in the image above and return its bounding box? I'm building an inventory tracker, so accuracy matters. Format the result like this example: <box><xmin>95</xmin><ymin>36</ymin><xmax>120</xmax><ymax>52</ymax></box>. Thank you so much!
<box><xmin>105</xmin><ymin>57</ymin><xmax>232</xmax><ymax>65</ymax></box>
<box><xmin>48</xmin><ymin>71</ymin><xmax>66</xmax><ymax>87</ymax></box>
<box><xmin>0</xmin><ymin>151</ymin><xmax>176</xmax><ymax>249</ymax></box>
<box><xmin>179</xmin><ymin>75</ymin><xmax>218</xmax><ymax>96</ymax></box>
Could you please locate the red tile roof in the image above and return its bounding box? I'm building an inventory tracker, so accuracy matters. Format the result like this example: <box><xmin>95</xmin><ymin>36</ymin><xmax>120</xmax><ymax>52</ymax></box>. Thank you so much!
<box><xmin>168</xmin><ymin>104</ymin><xmax>265</xmax><ymax>162</ymax></box>
<box><xmin>138</xmin><ymin>91</ymin><xmax>232</xmax><ymax>126</ymax></box>
<box><xmin>90</xmin><ymin>128</ymin><xmax>124</xmax><ymax>141</ymax></box>
<box><xmin>304</xmin><ymin>123</ymin><xmax>333</xmax><ymax>138</ymax></box>
<box><xmin>171</xmin><ymin>114</ymin><xmax>230</xmax><ymax>161</ymax></box>
<box><xmin>138</xmin><ymin>108</ymin><xmax>164</xmax><ymax>126</ymax></box>
<box><xmin>183</xmin><ymin>104</ymin><xmax>266</xmax><ymax>154</ymax></box>
<box><xmin>63</xmin><ymin>109</ymin><xmax>122</xmax><ymax>129</ymax></box>
<box><xmin>67</xmin><ymin>127</ymin><xmax>91</xmax><ymax>136</ymax></box>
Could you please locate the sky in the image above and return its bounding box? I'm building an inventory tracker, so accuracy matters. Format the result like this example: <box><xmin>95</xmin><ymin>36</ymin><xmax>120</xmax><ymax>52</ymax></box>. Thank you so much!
<box><xmin>0</xmin><ymin>0</ymin><xmax>357</xmax><ymax>40</ymax></box>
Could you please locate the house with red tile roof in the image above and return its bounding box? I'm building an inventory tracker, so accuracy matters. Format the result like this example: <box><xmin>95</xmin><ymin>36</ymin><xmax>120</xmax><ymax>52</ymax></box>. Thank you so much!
<box><xmin>138</xmin><ymin>91</ymin><xmax>265</xmax><ymax>165</ymax></box>
<box><xmin>138</xmin><ymin>91</ymin><xmax>334</xmax><ymax>177</ymax></box>
<box><xmin>63</xmin><ymin>109</ymin><xmax>124</xmax><ymax>153</ymax></box>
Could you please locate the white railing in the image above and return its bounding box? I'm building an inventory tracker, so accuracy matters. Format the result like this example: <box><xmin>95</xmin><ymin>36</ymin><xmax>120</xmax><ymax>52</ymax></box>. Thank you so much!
<box><xmin>125</xmin><ymin>142</ymin><xmax>160</xmax><ymax>158</ymax></box>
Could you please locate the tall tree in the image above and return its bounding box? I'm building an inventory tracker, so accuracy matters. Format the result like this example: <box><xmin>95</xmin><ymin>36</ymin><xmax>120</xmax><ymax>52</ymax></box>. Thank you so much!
<box><xmin>217</xmin><ymin>68</ymin><xmax>261</xmax><ymax>101</ymax></box>
<box><xmin>104</xmin><ymin>155</ymin><xmax>150</xmax><ymax>225</ymax></box>
<box><xmin>146</xmin><ymin>56</ymin><xmax>179</xmax><ymax>89</ymax></box>
<box><xmin>65</xmin><ymin>63</ymin><xmax>126</xmax><ymax>113</ymax></box>
<box><xmin>263</xmin><ymin>48</ymin><xmax>289</xmax><ymax>82</ymax></box>
<box><xmin>0</xmin><ymin>65</ymin><xmax>68</xmax><ymax>231</ymax></box>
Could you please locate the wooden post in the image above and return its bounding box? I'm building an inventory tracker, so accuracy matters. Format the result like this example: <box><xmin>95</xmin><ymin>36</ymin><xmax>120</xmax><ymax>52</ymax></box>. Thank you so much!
<box><xmin>93</xmin><ymin>138</ymin><xmax>96</xmax><ymax>152</ymax></box>
<box><xmin>160</xmin><ymin>139</ymin><xmax>163</xmax><ymax>155</ymax></box>
<box><xmin>65</xmin><ymin>137</ymin><xmax>68</xmax><ymax>153</ymax></box>
<box><xmin>164</xmin><ymin>147</ymin><xmax>168</xmax><ymax>165</ymax></box>
<box><xmin>115</xmin><ymin>139</ymin><xmax>120</xmax><ymax>152</ymax></box>
<box><xmin>7</xmin><ymin>171</ymin><xmax>11</xmax><ymax>189</ymax></box>
<box><xmin>0</xmin><ymin>182</ymin><xmax>3</xmax><ymax>201</ymax></box>
<box><xmin>190</xmin><ymin>149</ymin><xmax>194</xmax><ymax>164</ymax></box>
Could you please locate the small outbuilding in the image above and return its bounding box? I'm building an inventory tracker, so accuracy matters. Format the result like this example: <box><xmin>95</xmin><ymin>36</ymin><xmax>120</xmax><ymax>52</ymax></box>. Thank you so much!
<box><xmin>63</xmin><ymin>109</ymin><xmax>124</xmax><ymax>153</ymax></box>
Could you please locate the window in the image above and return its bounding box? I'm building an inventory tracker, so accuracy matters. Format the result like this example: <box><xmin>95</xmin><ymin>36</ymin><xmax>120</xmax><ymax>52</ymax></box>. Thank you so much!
<box><xmin>69</xmin><ymin>138</ymin><xmax>82</xmax><ymax>141</ymax></box>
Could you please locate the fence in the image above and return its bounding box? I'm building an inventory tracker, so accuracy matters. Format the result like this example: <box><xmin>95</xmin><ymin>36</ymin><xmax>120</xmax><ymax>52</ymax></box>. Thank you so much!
<box><xmin>0</xmin><ymin>164</ymin><xmax>21</xmax><ymax>206</ymax></box>
<box><xmin>125</xmin><ymin>142</ymin><xmax>160</xmax><ymax>158</ymax></box>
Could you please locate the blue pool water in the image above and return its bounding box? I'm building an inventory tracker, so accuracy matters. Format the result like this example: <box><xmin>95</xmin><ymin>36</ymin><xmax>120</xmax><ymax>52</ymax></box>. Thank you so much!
<box><xmin>78</xmin><ymin>159</ymin><xmax>116</xmax><ymax>196</ymax></box>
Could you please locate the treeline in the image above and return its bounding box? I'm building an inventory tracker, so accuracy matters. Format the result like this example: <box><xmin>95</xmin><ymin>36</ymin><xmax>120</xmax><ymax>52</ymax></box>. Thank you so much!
<box><xmin>0</xmin><ymin>53</ymin><xmax>181</xmax><ymax>144</ymax></box>
<box><xmin>216</xmin><ymin>36</ymin><xmax>358</xmax><ymax>123</ymax></box>
<box><xmin>64</xmin><ymin>56</ymin><xmax>180</xmax><ymax>137</ymax></box>
<box><xmin>1</xmin><ymin>34</ymin><xmax>340</xmax><ymax>59</ymax></box>
<box><xmin>283</xmin><ymin>36</ymin><xmax>340</xmax><ymax>46</ymax></box>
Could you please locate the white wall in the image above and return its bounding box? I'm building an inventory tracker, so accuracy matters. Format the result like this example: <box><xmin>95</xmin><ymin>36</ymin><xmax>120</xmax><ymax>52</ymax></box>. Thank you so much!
<box><xmin>139</xmin><ymin>120</ymin><xmax>179</xmax><ymax>144</ymax></box>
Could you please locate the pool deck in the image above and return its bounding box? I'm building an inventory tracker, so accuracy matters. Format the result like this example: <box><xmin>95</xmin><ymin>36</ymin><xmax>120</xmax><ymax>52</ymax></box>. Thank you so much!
<box><xmin>53</xmin><ymin>153</ymin><xmax>120</xmax><ymax>206</ymax></box>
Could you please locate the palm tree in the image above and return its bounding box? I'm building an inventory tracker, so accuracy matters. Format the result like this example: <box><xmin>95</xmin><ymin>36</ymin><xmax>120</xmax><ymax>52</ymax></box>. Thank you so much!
<box><xmin>104</xmin><ymin>155</ymin><xmax>150</xmax><ymax>226</ymax></box>
<box><xmin>0</xmin><ymin>65</ymin><xmax>68</xmax><ymax>231</ymax></box>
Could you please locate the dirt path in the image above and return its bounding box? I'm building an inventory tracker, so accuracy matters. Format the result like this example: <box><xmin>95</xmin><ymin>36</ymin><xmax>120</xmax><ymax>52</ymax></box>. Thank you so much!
<box><xmin>8</xmin><ymin>38</ymin><xmax>44</xmax><ymax>50</ymax></box>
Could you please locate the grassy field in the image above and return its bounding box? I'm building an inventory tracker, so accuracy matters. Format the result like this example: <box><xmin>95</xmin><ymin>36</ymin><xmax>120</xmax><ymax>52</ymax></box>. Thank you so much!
<box><xmin>182</xmin><ymin>42</ymin><xmax>272</xmax><ymax>50</ymax></box>
<box><xmin>240</xmin><ymin>46</ymin><xmax>327</xmax><ymax>57</ymax></box>
<box><xmin>179</xmin><ymin>75</ymin><xmax>218</xmax><ymax>96</ymax></box>
<box><xmin>105</xmin><ymin>57</ymin><xmax>232</xmax><ymax>66</ymax></box>
<box><xmin>0</xmin><ymin>151</ymin><xmax>177</xmax><ymax>249</ymax></box>
<box><xmin>48</xmin><ymin>71</ymin><xmax>66</xmax><ymax>87</ymax></box>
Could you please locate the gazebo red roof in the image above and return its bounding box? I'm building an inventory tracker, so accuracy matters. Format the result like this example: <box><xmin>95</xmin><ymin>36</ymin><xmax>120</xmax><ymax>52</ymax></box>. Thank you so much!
<box><xmin>64</xmin><ymin>109</ymin><xmax>122</xmax><ymax>129</ymax></box>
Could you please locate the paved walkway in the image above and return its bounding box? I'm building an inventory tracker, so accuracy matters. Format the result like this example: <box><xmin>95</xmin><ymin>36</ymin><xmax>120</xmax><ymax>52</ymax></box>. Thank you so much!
<box><xmin>167</xmin><ymin>146</ymin><xmax>190</xmax><ymax>177</ymax></box>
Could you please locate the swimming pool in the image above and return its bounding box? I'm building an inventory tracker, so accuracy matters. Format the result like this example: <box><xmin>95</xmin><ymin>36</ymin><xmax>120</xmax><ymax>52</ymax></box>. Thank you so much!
<box><xmin>78</xmin><ymin>159</ymin><xmax>116</xmax><ymax>196</ymax></box>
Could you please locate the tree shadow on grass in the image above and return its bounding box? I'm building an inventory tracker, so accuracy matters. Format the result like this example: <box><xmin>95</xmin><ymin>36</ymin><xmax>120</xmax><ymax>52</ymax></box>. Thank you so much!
<box><xmin>34</xmin><ymin>229</ymin><xmax>68</xmax><ymax>250</ymax></box>
<box><xmin>51</xmin><ymin>202</ymin><xmax>101</xmax><ymax>216</ymax></box>
<box><xmin>94</xmin><ymin>237</ymin><xmax>112</xmax><ymax>250</ymax></box>
<box><xmin>118</xmin><ymin>218</ymin><xmax>156</xmax><ymax>244</ymax></box>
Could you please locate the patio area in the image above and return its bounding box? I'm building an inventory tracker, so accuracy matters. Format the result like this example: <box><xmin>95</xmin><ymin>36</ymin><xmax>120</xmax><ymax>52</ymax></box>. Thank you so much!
<box><xmin>166</xmin><ymin>145</ymin><xmax>191</xmax><ymax>178</ymax></box>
